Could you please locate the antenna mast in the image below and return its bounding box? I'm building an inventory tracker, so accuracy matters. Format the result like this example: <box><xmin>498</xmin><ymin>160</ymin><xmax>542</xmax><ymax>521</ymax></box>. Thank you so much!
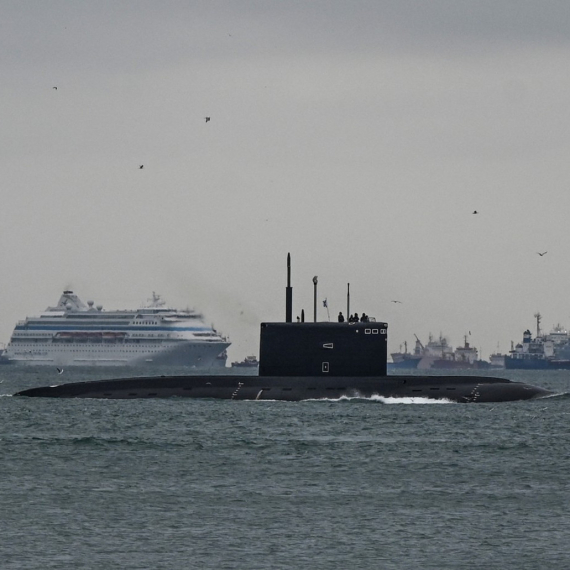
<box><xmin>285</xmin><ymin>253</ymin><xmax>293</xmax><ymax>322</ymax></box>
<box><xmin>534</xmin><ymin>312</ymin><xmax>542</xmax><ymax>338</ymax></box>
<box><xmin>312</xmin><ymin>276</ymin><xmax>318</xmax><ymax>322</ymax></box>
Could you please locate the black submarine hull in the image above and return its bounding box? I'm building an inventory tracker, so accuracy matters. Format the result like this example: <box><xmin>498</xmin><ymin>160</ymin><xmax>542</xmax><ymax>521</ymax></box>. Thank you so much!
<box><xmin>12</xmin><ymin>255</ymin><xmax>553</xmax><ymax>404</ymax></box>
<box><xmin>14</xmin><ymin>374</ymin><xmax>552</xmax><ymax>403</ymax></box>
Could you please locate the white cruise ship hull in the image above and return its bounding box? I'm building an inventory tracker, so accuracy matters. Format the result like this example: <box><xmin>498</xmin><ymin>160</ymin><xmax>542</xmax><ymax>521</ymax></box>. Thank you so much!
<box><xmin>4</xmin><ymin>340</ymin><xmax>230</xmax><ymax>367</ymax></box>
<box><xmin>3</xmin><ymin>290</ymin><xmax>231</xmax><ymax>368</ymax></box>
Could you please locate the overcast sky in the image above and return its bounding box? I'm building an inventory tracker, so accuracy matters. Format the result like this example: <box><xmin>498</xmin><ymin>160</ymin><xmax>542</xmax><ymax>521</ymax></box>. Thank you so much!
<box><xmin>2</xmin><ymin>1</ymin><xmax>570</xmax><ymax>361</ymax></box>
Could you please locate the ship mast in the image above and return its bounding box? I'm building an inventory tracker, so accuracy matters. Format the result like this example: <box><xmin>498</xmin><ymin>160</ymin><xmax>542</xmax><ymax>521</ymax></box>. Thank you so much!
<box><xmin>534</xmin><ymin>312</ymin><xmax>542</xmax><ymax>338</ymax></box>
<box><xmin>286</xmin><ymin>253</ymin><xmax>292</xmax><ymax>323</ymax></box>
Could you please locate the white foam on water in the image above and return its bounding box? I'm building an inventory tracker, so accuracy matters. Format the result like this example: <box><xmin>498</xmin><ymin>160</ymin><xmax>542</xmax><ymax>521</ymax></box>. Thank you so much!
<box><xmin>541</xmin><ymin>391</ymin><xmax>569</xmax><ymax>399</ymax></box>
<box><xmin>303</xmin><ymin>394</ymin><xmax>455</xmax><ymax>404</ymax></box>
<box><xmin>368</xmin><ymin>395</ymin><xmax>454</xmax><ymax>405</ymax></box>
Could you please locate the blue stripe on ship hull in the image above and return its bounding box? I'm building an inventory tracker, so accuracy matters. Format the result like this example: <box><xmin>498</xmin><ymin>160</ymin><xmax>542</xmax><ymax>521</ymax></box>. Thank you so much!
<box><xmin>15</xmin><ymin>325</ymin><xmax>213</xmax><ymax>332</ymax></box>
<box><xmin>504</xmin><ymin>358</ymin><xmax>570</xmax><ymax>370</ymax></box>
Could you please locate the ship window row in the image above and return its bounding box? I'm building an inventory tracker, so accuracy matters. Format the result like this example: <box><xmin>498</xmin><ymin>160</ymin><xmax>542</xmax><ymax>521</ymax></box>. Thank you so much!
<box><xmin>12</xmin><ymin>333</ymin><xmax>52</xmax><ymax>337</ymax></box>
<box><xmin>20</xmin><ymin>326</ymin><xmax>203</xmax><ymax>332</ymax></box>
<box><xmin>10</xmin><ymin>336</ymin><xmax>184</xmax><ymax>342</ymax></box>
<box><xmin>12</xmin><ymin>334</ymin><xmax>186</xmax><ymax>340</ymax></box>
<box><xmin>22</xmin><ymin>333</ymin><xmax>182</xmax><ymax>337</ymax></box>
<box><xmin>15</xmin><ymin>347</ymin><xmax>165</xmax><ymax>351</ymax></box>
<box><xmin>11</xmin><ymin>344</ymin><xmax>202</xmax><ymax>350</ymax></box>
<box><xmin>10</xmin><ymin>339</ymin><xmax>182</xmax><ymax>345</ymax></box>
<box><xmin>58</xmin><ymin>314</ymin><xmax>134</xmax><ymax>319</ymax></box>
<box><xmin>38</xmin><ymin>317</ymin><xmax>134</xmax><ymax>323</ymax></box>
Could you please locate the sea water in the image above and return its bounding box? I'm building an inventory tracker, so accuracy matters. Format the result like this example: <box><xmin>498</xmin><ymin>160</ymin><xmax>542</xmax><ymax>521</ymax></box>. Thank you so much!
<box><xmin>1</xmin><ymin>367</ymin><xmax>569</xmax><ymax>570</ymax></box>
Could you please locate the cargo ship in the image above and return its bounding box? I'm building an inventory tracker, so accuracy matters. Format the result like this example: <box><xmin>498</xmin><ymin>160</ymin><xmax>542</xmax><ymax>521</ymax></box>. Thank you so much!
<box><xmin>390</xmin><ymin>334</ymin><xmax>490</xmax><ymax>370</ymax></box>
<box><xmin>505</xmin><ymin>314</ymin><xmax>570</xmax><ymax>370</ymax></box>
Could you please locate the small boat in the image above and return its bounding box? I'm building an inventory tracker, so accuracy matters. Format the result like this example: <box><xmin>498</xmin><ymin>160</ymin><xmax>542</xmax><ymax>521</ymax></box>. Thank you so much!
<box><xmin>231</xmin><ymin>355</ymin><xmax>259</xmax><ymax>368</ymax></box>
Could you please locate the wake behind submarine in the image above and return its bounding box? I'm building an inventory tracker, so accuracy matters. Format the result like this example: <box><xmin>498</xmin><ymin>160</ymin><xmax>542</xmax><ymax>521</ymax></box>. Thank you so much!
<box><xmin>15</xmin><ymin>254</ymin><xmax>552</xmax><ymax>403</ymax></box>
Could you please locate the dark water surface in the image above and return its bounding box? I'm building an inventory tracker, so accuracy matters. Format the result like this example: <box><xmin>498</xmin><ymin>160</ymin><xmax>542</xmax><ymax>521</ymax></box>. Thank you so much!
<box><xmin>1</xmin><ymin>367</ymin><xmax>569</xmax><ymax>569</ymax></box>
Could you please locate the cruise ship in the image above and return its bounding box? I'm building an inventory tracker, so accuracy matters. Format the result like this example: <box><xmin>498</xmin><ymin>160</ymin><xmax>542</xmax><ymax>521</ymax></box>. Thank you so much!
<box><xmin>2</xmin><ymin>291</ymin><xmax>230</xmax><ymax>367</ymax></box>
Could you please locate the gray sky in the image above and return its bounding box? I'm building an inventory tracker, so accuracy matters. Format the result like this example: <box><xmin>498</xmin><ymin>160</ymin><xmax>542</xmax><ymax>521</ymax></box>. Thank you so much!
<box><xmin>2</xmin><ymin>1</ymin><xmax>570</xmax><ymax>360</ymax></box>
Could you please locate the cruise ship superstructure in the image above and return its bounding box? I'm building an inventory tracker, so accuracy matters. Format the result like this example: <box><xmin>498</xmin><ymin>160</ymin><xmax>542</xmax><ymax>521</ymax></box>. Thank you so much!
<box><xmin>2</xmin><ymin>291</ymin><xmax>230</xmax><ymax>367</ymax></box>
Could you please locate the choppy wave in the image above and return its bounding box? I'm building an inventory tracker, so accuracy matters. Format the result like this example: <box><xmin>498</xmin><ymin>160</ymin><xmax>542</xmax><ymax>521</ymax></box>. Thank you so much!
<box><xmin>14</xmin><ymin>435</ymin><xmax>200</xmax><ymax>449</ymax></box>
<box><xmin>2</xmin><ymin>365</ymin><xmax>569</xmax><ymax>570</ymax></box>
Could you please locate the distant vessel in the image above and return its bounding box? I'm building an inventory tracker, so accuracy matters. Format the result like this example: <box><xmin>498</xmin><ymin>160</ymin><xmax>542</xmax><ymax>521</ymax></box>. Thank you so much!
<box><xmin>231</xmin><ymin>355</ymin><xmax>259</xmax><ymax>368</ymax></box>
<box><xmin>489</xmin><ymin>352</ymin><xmax>506</xmax><ymax>369</ymax></box>
<box><xmin>428</xmin><ymin>335</ymin><xmax>490</xmax><ymax>370</ymax></box>
<box><xmin>2</xmin><ymin>290</ymin><xmax>230</xmax><ymax>367</ymax></box>
<box><xmin>505</xmin><ymin>313</ymin><xmax>570</xmax><ymax>370</ymax></box>
<box><xmin>389</xmin><ymin>339</ymin><xmax>421</xmax><ymax>370</ymax></box>
<box><xmin>214</xmin><ymin>350</ymin><xmax>229</xmax><ymax>368</ymax></box>
<box><xmin>390</xmin><ymin>334</ymin><xmax>490</xmax><ymax>370</ymax></box>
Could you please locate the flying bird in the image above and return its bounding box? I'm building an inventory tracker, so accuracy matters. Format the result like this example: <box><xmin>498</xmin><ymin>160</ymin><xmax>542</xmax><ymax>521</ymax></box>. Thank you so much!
<box><xmin>56</xmin><ymin>368</ymin><xmax>64</xmax><ymax>374</ymax></box>
<box><xmin>205</xmin><ymin>117</ymin><xmax>210</xmax><ymax>122</ymax></box>
<box><xmin>53</xmin><ymin>86</ymin><xmax>57</xmax><ymax>90</ymax></box>
<box><xmin>139</xmin><ymin>165</ymin><xmax>144</xmax><ymax>169</ymax></box>
<box><xmin>472</xmin><ymin>210</ymin><xmax>478</xmax><ymax>214</ymax></box>
<box><xmin>391</xmin><ymin>300</ymin><xmax>402</xmax><ymax>304</ymax></box>
<box><xmin>537</xmin><ymin>251</ymin><xmax>547</xmax><ymax>256</ymax></box>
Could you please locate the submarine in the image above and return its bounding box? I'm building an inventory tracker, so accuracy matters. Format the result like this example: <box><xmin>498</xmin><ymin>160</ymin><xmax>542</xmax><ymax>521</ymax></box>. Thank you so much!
<box><xmin>15</xmin><ymin>254</ymin><xmax>552</xmax><ymax>403</ymax></box>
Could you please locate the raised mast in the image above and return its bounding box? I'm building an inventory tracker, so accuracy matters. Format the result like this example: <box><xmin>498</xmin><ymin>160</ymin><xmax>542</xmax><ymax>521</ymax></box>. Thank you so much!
<box><xmin>534</xmin><ymin>312</ymin><xmax>542</xmax><ymax>338</ymax></box>
<box><xmin>285</xmin><ymin>253</ymin><xmax>293</xmax><ymax>323</ymax></box>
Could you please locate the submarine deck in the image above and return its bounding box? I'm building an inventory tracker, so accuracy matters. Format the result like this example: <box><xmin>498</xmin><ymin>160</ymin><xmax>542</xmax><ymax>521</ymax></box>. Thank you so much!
<box><xmin>14</xmin><ymin>374</ymin><xmax>552</xmax><ymax>403</ymax></box>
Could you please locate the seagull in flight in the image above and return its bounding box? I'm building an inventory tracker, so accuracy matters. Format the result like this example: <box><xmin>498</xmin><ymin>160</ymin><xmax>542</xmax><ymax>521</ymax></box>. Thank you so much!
<box><xmin>472</xmin><ymin>210</ymin><xmax>478</xmax><ymax>214</ymax></box>
<box><xmin>537</xmin><ymin>251</ymin><xmax>547</xmax><ymax>256</ymax></box>
<box><xmin>56</xmin><ymin>368</ymin><xmax>64</xmax><ymax>374</ymax></box>
<box><xmin>139</xmin><ymin>165</ymin><xmax>144</xmax><ymax>169</ymax></box>
<box><xmin>205</xmin><ymin>117</ymin><xmax>210</xmax><ymax>122</ymax></box>
<box><xmin>53</xmin><ymin>86</ymin><xmax>57</xmax><ymax>90</ymax></box>
<box><xmin>391</xmin><ymin>300</ymin><xmax>402</xmax><ymax>304</ymax></box>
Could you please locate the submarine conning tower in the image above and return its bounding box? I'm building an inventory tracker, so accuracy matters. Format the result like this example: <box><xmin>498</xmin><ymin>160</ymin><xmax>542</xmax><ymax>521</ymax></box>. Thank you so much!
<box><xmin>259</xmin><ymin>254</ymin><xmax>388</xmax><ymax>377</ymax></box>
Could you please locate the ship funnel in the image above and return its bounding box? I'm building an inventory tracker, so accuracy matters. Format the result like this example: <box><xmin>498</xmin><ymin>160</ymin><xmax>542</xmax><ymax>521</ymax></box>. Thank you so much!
<box><xmin>285</xmin><ymin>253</ymin><xmax>293</xmax><ymax>322</ymax></box>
